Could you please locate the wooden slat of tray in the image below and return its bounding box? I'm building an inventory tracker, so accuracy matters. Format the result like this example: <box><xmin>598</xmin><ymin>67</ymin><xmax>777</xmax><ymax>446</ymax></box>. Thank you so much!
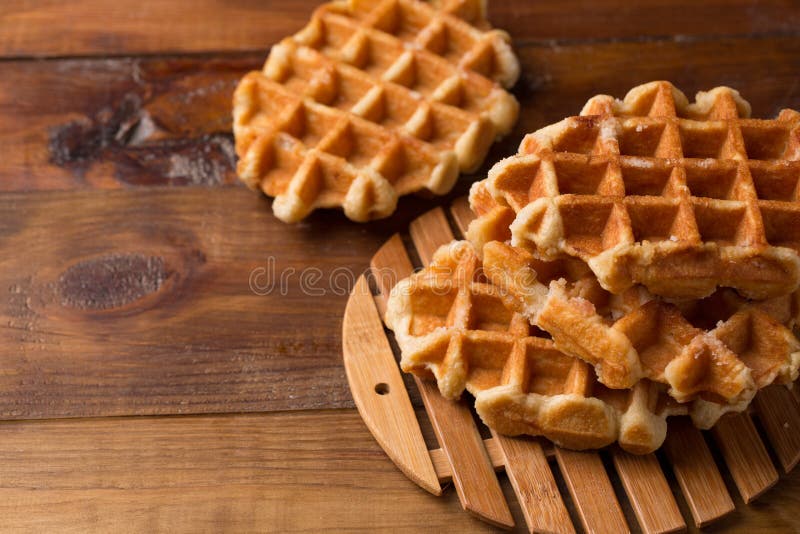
<box><xmin>415</xmin><ymin>379</ymin><xmax>513</xmax><ymax>527</ymax></box>
<box><xmin>370</xmin><ymin>233</ymin><xmax>414</xmax><ymax>318</ymax></box>
<box><xmin>429</xmin><ymin>437</ymin><xmax>505</xmax><ymax>480</ymax></box>
<box><xmin>342</xmin><ymin>274</ymin><xmax>440</xmax><ymax>495</ymax></box>
<box><xmin>662</xmin><ymin>419</ymin><xmax>734</xmax><ymax>527</ymax></box>
<box><xmin>555</xmin><ymin>448</ymin><xmax>629</xmax><ymax>533</ymax></box>
<box><xmin>752</xmin><ymin>385</ymin><xmax>800</xmax><ymax>472</ymax></box>
<box><xmin>370</xmin><ymin>222</ymin><xmax>513</xmax><ymax>528</ymax></box>
<box><xmin>492</xmin><ymin>434</ymin><xmax>575</xmax><ymax>534</ymax></box>
<box><xmin>446</xmin><ymin>199</ymin><xmax>578</xmax><ymax>533</ymax></box>
<box><xmin>448</xmin><ymin>196</ymin><xmax>474</xmax><ymax>236</ymax></box>
<box><xmin>611</xmin><ymin>451</ymin><xmax>685</xmax><ymax>534</ymax></box>
<box><xmin>408</xmin><ymin>208</ymin><xmax>455</xmax><ymax>266</ymax></box>
<box><xmin>712</xmin><ymin>413</ymin><xmax>779</xmax><ymax>503</ymax></box>
<box><xmin>448</xmin><ymin>193</ymin><xmax>789</xmax><ymax>528</ymax></box>
<box><xmin>451</xmin><ymin>194</ymin><xmax>686</xmax><ymax>532</ymax></box>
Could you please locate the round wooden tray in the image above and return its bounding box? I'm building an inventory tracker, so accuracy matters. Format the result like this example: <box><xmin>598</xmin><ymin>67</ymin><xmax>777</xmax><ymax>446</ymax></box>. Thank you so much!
<box><xmin>342</xmin><ymin>197</ymin><xmax>800</xmax><ymax>533</ymax></box>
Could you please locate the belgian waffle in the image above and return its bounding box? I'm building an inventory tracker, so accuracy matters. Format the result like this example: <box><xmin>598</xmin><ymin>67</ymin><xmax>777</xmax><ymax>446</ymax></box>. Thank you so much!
<box><xmin>233</xmin><ymin>0</ymin><xmax>520</xmax><ymax>223</ymax></box>
<box><xmin>385</xmin><ymin>240</ymin><xmax>726</xmax><ymax>454</ymax></box>
<box><xmin>481</xmin><ymin>238</ymin><xmax>800</xmax><ymax>421</ymax></box>
<box><xmin>480</xmin><ymin>81</ymin><xmax>800</xmax><ymax>299</ymax></box>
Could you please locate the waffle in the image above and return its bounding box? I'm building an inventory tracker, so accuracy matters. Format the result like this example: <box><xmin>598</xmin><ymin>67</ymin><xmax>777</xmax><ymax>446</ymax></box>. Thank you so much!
<box><xmin>481</xmin><ymin>238</ymin><xmax>800</xmax><ymax>423</ymax></box>
<box><xmin>478</xmin><ymin>81</ymin><xmax>800</xmax><ymax>299</ymax></box>
<box><xmin>233</xmin><ymin>0</ymin><xmax>520</xmax><ymax>223</ymax></box>
<box><xmin>386</xmin><ymin>239</ymin><xmax>709</xmax><ymax>454</ymax></box>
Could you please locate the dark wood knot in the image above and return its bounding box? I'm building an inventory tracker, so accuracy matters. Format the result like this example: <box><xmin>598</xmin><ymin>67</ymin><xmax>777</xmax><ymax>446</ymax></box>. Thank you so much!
<box><xmin>58</xmin><ymin>253</ymin><xmax>171</xmax><ymax>310</ymax></box>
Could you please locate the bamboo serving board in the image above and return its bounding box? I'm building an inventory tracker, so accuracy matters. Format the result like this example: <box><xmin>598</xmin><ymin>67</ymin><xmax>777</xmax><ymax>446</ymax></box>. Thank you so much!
<box><xmin>342</xmin><ymin>197</ymin><xmax>800</xmax><ymax>533</ymax></box>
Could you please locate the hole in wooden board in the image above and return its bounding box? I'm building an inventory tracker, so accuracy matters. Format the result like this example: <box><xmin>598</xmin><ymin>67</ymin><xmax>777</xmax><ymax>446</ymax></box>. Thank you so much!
<box><xmin>375</xmin><ymin>382</ymin><xmax>390</xmax><ymax>395</ymax></box>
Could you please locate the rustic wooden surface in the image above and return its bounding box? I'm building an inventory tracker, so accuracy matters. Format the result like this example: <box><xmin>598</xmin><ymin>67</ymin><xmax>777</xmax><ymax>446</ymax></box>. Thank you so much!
<box><xmin>1</xmin><ymin>0</ymin><xmax>800</xmax><ymax>531</ymax></box>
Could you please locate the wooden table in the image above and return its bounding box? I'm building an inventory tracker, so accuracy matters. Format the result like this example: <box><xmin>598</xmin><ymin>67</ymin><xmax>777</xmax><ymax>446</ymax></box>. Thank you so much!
<box><xmin>1</xmin><ymin>1</ymin><xmax>799</xmax><ymax>532</ymax></box>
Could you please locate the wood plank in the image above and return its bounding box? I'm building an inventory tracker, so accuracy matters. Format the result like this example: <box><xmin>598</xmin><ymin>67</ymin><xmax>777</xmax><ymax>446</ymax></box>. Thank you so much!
<box><xmin>371</xmin><ymin>213</ymin><xmax>513</xmax><ymax>528</ymax></box>
<box><xmin>554</xmin><ymin>448</ymin><xmax>630</xmax><ymax>534</ymax></box>
<box><xmin>493</xmin><ymin>434</ymin><xmax>575</xmax><ymax>534</ymax></box>
<box><xmin>429</xmin><ymin>199</ymin><xmax>574</xmax><ymax>532</ymax></box>
<box><xmin>449</xmin><ymin>195</ymin><xmax>476</xmax><ymax>236</ymax></box>
<box><xmin>449</xmin><ymin>197</ymin><xmax>603</xmax><ymax>533</ymax></box>
<box><xmin>370</xmin><ymin>233</ymin><xmax>415</xmax><ymax>318</ymax></box>
<box><xmin>411</xmin><ymin>197</ymin><xmax>574</xmax><ymax>532</ymax></box>
<box><xmin>662</xmin><ymin>419</ymin><xmax>734</xmax><ymax>527</ymax></box>
<box><xmin>417</xmin><ymin>380</ymin><xmax>513</xmax><ymax>527</ymax></box>
<box><xmin>429</xmin><ymin>437</ymin><xmax>505</xmax><ymax>480</ymax></box>
<box><xmin>611</xmin><ymin>450</ymin><xmax>685</xmax><ymax>534</ymax></box>
<box><xmin>0</xmin><ymin>54</ymin><xmax>259</xmax><ymax>191</ymax></box>
<box><xmin>2</xmin><ymin>409</ymin><xmax>800</xmax><ymax>533</ymax></box>
<box><xmin>0</xmin><ymin>409</ymin><xmax>510</xmax><ymax>533</ymax></box>
<box><xmin>510</xmin><ymin>35</ymin><xmax>800</xmax><ymax>140</ymax></box>
<box><xmin>752</xmin><ymin>385</ymin><xmax>800</xmax><ymax>472</ymax></box>
<box><xmin>2</xmin><ymin>1</ymin><xmax>799</xmax><ymax>57</ymax></box>
<box><xmin>712</xmin><ymin>413</ymin><xmax>779</xmax><ymax>503</ymax></box>
<box><xmin>4</xmin><ymin>35</ymin><xmax>800</xmax><ymax>193</ymax></box>
<box><xmin>409</xmin><ymin>207</ymin><xmax>456</xmax><ymax>264</ymax></box>
<box><xmin>0</xmin><ymin>0</ymin><xmax>311</xmax><ymax>57</ymax></box>
<box><xmin>445</xmin><ymin>197</ymin><xmax>576</xmax><ymax>533</ymax></box>
<box><xmin>342</xmin><ymin>275</ymin><xmax>440</xmax><ymax>495</ymax></box>
<box><xmin>0</xmin><ymin>186</ymin><xmax>448</xmax><ymax>420</ymax></box>
<box><xmin>488</xmin><ymin>0</ymin><xmax>800</xmax><ymax>42</ymax></box>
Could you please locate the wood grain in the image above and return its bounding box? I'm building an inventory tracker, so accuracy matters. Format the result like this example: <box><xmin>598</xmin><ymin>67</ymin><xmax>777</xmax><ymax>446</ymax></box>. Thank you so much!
<box><xmin>445</xmin><ymin>197</ymin><xmax>578</xmax><ymax>531</ymax></box>
<box><xmin>342</xmin><ymin>274</ymin><xmax>440</xmax><ymax>495</ymax></box>
<box><xmin>372</xmin><ymin>211</ymin><xmax>513</xmax><ymax>528</ymax></box>
<box><xmin>0</xmin><ymin>0</ymin><xmax>310</xmax><ymax>57</ymax></box>
<box><xmin>0</xmin><ymin>54</ymin><xmax>258</xmax><ymax>191</ymax></box>
<box><xmin>3</xmin><ymin>35</ymin><xmax>800</xmax><ymax>193</ymax></box>
<box><xmin>449</xmin><ymin>195</ymin><xmax>475</xmax><ymax>235</ymax></box>
<box><xmin>663</xmin><ymin>420</ymin><xmax>735</xmax><ymax>527</ymax></box>
<box><xmin>1</xmin><ymin>408</ymin><xmax>799</xmax><ymax>533</ymax></box>
<box><xmin>2</xmin><ymin>0</ymin><xmax>799</xmax><ymax>57</ymax></box>
<box><xmin>611</xmin><ymin>450</ymin><xmax>685</xmax><ymax>534</ymax></box>
<box><xmin>752</xmin><ymin>385</ymin><xmax>800</xmax><ymax>472</ymax></box>
<box><xmin>370</xmin><ymin>233</ymin><xmax>415</xmax><ymax>318</ymax></box>
<box><xmin>1</xmin><ymin>1</ymin><xmax>800</xmax><ymax>532</ymax></box>
<box><xmin>415</xmin><ymin>379</ymin><xmax>514</xmax><ymax>527</ymax></box>
<box><xmin>429</xmin><ymin>437</ymin><xmax>506</xmax><ymax>480</ymax></box>
<box><xmin>493</xmin><ymin>434</ymin><xmax>576</xmax><ymax>534</ymax></box>
<box><xmin>554</xmin><ymin>448</ymin><xmax>630</xmax><ymax>534</ymax></box>
<box><xmin>408</xmin><ymin>207</ymin><xmax>455</xmax><ymax>265</ymax></box>
<box><xmin>712</xmin><ymin>414</ymin><xmax>779</xmax><ymax>503</ymax></box>
<box><xmin>0</xmin><ymin>186</ymin><xmax>449</xmax><ymax>420</ymax></box>
<box><xmin>0</xmin><ymin>409</ymin><xmax>510</xmax><ymax>533</ymax></box>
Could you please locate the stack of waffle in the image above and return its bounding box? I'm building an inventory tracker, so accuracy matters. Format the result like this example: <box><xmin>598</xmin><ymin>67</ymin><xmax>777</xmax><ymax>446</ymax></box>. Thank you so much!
<box><xmin>386</xmin><ymin>81</ymin><xmax>800</xmax><ymax>453</ymax></box>
<box><xmin>233</xmin><ymin>0</ymin><xmax>519</xmax><ymax>223</ymax></box>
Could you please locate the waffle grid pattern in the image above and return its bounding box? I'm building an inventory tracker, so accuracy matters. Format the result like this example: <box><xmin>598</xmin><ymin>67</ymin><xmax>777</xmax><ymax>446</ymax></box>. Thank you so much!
<box><xmin>467</xmin><ymin>180</ymin><xmax>800</xmax><ymax>409</ymax></box>
<box><xmin>485</xmin><ymin>81</ymin><xmax>800</xmax><ymax>299</ymax></box>
<box><xmin>234</xmin><ymin>0</ymin><xmax>519</xmax><ymax>222</ymax></box>
<box><xmin>479</xmin><ymin>237</ymin><xmax>800</xmax><ymax>428</ymax></box>
<box><xmin>384</xmin><ymin>240</ymin><xmax>730</xmax><ymax>454</ymax></box>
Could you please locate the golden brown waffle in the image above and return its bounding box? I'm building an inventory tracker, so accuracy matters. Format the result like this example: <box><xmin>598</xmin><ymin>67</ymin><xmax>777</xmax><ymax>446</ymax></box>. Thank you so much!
<box><xmin>478</xmin><ymin>81</ymin><xmax>800</xmax><ymax>299</ymax></box>
<box><xmin>385</xmin><ymin>239</ymin><xmax>707</xmax><ymax>454</ymax></box>
<box><xmin>481</xmin><ymin>239</ymin><xmax>800</xmax><ymax>424</ymax></box>
<box><xmin>233</xmin><ymin>0</ymin><xmax>519</xmax><ymax>222</ymax></box>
